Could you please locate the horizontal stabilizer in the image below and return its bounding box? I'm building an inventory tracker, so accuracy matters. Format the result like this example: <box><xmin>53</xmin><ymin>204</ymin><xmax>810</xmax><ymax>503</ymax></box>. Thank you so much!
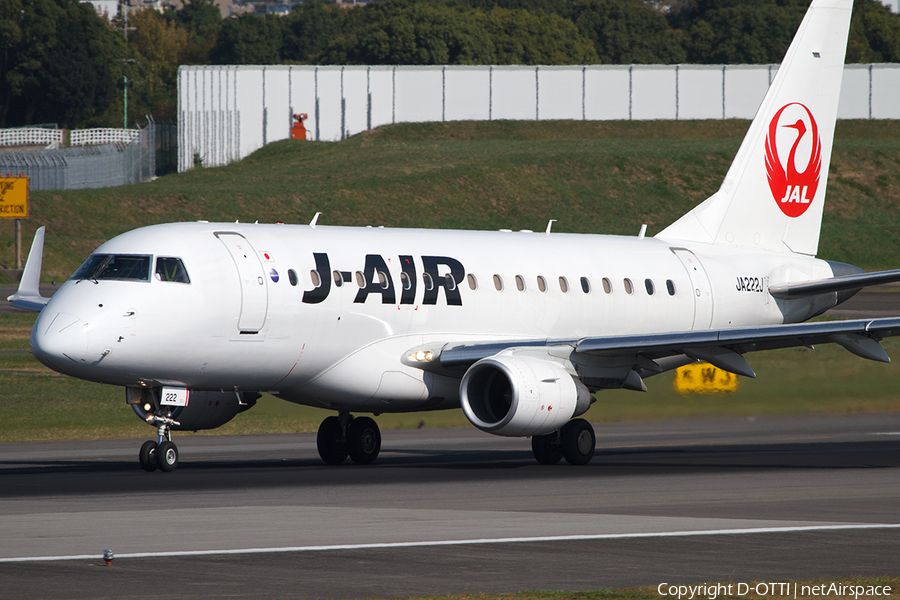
<box><xmin>769</xmin><ymin>268</ymin><xmax>900</xmax><ymax>299</ymax></box>
<box><xmin>7</xmin><ymin>226</ymin><xmax>49</xmax><ymax>312</ymax></box>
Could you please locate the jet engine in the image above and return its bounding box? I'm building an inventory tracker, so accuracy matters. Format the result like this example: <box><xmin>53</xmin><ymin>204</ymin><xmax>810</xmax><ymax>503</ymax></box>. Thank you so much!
<box><xmin>459</xmin><ymin>354</ymin><xmax>591</xmax><ymax>436</ymax></box>
<box><xmin>128</xmin><ymin>387</ymin><xmax>259</xmax><ymax>431</ymax></box>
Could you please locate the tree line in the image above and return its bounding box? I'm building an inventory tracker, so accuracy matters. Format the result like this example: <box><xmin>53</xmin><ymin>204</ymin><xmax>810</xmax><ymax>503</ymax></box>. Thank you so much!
<box><xmin>2</xmin><ymin>0</ymin><xmax>899</xmax><ymax>129</ymax></box>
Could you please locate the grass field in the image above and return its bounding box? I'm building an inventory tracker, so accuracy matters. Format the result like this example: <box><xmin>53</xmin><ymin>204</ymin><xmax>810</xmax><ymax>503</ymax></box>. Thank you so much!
<box><xmin>3</xmin><ymin>309</ymin><xmax>900</xmax><ymax>443</ymax></box>
<box><xmin>1</xmin><ymin>120</ymin><xmax>899</xmax><ymax>443</ymax></box>
<box><xmin>2</xmin><ymin>119</ymin><xmax>900</xmax><ymax>282</ymax></box>
<box><xmin>360</xmin><ymin>579</ymin><xmax>900</xmax><ymax>600</ymax></box>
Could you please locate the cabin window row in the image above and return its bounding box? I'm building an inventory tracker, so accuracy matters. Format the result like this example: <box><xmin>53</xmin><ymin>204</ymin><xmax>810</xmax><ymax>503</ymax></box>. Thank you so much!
<box><xmin>293</xmin><ymin>267</ymin><xmax>677</xmax><ymax>298</ymax></box>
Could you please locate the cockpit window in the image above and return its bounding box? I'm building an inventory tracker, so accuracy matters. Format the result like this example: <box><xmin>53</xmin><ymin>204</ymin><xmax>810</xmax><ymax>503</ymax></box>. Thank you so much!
<box><xmin>71</xmin><ymin>254</ymin><xmax>151</xmax><ymax>282</ymax></box>
<box><xmin>155</xmin><ymin>257</ymin><xmax>191</xmax><ymax>284</ymax></box>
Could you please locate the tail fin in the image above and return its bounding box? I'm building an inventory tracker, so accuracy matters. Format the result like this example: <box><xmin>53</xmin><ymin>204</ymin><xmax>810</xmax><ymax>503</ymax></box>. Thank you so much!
<box><xmin>656</xmin><ymin>0</ymin><xmax>852</xmax><ymax>256</ymax></box>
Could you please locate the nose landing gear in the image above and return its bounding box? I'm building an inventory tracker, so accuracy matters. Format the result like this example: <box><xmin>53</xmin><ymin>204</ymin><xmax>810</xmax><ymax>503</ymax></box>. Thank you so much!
<box><xmin>138</xmin><ymin>413</ymin><xmax>181</xmax><ymax>472</ymax></box>
<box><xmin>316</xmin><ymin>412</ymin><xmax>382</xmax><ymax>465</ymax></box>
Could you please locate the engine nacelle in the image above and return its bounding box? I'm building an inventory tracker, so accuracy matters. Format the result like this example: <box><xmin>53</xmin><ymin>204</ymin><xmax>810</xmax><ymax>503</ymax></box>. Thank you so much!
<box><xmin>459</xmin><ymin>354</ymin><xmax>591</xmax><ymax>437</ymax></box>
<box><xmin>128</xmin><ymin>387</ymin><xmax>258</xmax><ymax>431</ymax></box>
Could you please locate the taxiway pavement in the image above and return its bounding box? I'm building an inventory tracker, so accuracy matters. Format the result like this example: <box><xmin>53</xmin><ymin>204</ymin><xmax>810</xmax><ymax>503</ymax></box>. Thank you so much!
<box><xmin>1</xmin><ymin>413</ymin><xmax>898</xmax><ymax>599</ymax></box>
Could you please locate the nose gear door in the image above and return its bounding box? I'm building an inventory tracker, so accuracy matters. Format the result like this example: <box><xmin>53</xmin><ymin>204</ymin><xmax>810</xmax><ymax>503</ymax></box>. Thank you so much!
<box><xmin>216</xmin><ymin>232</ymin><xmax>268</xmax><ymax>333</ymax></box>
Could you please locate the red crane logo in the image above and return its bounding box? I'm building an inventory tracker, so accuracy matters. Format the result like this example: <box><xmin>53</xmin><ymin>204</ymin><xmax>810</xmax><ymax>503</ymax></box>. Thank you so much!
<box><xmin>765</xmin><ymin>102</ymin><xmax>821</xmax><ymax>218</ymax></box>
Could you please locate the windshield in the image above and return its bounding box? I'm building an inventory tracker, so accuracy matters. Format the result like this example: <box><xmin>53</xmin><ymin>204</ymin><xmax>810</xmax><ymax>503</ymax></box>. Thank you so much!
<box><xmin>71</xmin><ymin>254</ymin><xmax>151</xmax><ymax>282</ymax></box>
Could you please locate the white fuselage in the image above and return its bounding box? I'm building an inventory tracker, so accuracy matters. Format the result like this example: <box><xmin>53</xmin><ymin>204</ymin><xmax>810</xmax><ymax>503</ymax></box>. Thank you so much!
<box><xmin>31</xmin><ymin>222</ymin><xmax>836</xmax><ymax>412</ymax></box>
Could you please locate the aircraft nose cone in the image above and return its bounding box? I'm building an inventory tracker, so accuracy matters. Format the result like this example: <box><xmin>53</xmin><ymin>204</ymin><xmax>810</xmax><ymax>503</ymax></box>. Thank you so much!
<box><xmin>31</xmin><ymin>312</ymin><xmax>88</xmax><ymax>370</ymax></box>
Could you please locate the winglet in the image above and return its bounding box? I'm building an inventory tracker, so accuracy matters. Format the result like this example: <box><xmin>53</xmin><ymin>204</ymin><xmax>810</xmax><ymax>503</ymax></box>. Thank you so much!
<box><xmin>7</xmin><ymin>226</ymin><xmax>49</xmax><ymax>312</ymax></box>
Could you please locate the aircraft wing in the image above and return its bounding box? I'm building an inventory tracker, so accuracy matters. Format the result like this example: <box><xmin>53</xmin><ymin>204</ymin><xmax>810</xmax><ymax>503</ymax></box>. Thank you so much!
<box><xmin>438</xmin><ymin>317</ymin><xmax>900</xmax><ymax>378</ymax></box>
<box><xmin>6</xmin><ymin>226</ymin><xmax>50</xmax><ymax>312</ymax></box>
<box><xmin>769</xmin><ymin>269</ymin><xmax>900</xmax><ymax>299</ymax></box>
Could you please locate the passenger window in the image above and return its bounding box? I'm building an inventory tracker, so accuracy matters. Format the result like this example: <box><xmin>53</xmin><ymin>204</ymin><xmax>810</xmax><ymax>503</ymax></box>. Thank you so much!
<box><xmin>467</xmin><ymin>274</ymin><xmax>478</xmax><ymax>290</ymax></box>
<box><xmin>311</xmin><ymin>270</ymin><xmax>322</xmax><ymax>288</ymax></box>
<box><xmin>378</xmin><ymin>271</ymin><xmax>389</xmax><ymax>290</ymax></box>
<box><xmin>400</xmin><ymin>272</ymin><xmax>412</xmax><ymax>291</ymax></box>
<box><xmin>602</xmin><ymin>277</ymin><xmax>612</xmax><ymax>294</ymax></box>
<box><xmin>355</xmin><ymin>271</ymin><xmax>365</xmax><ymax>288</ymax></box>
<box><xmin>445</xmin><ymin>274</ymin><xmax>457</xmax><ymax>291</ymax></box>
<box><xmin>645</xmin><ymin>278</ymin><xmax>655</xmax><ymax>295</ymax></box>
<box><xmin>515</xmin><ymin>275</ymin><xmax>526</xmax><ymax>292</ymax></box>
<box><xmin>666</xmin><ymin>279</ymin><xmax>676</xmax><ymax>296</ymax></box>
<box><xmin>155</xmin><ymin>257</ymin><xmax>190</xmax><ymax>284</ymax></box>
<box><xmin>288</xmin><ymin>269</ymin><xmax>298</xmax><ymax>287</ymax></box>
<box><xmin>423</xmin><ymin>272</ymin><xmax>435</xmax><ymax>291</ymax></box>
<box><xmin>537</xmin><ymin>276</ymin><xmax>547</xmax><ymax>293</ymax></box>
<box><xmin>624</xmin><ymin>278</ymin><xmax>634</xmax><ymax>295</ymax></box>
<box><xmin>333</xmin><ymin>270</ymin><xmax>343</xmax><ymax>288</ymax></box>
<box><xmin>580</xmin><ymin>277</ymin><xmax>591</xmax><ymax>294</ymax></box>
<box><xmin>493</xmin><ymin>275</ymin><xmax>504</xmax><ymax>291</ymax></box>
<box><xmin>559</xmin><ymin>277</ymin><xmax>569</xmax><ymax>293</ymax></box>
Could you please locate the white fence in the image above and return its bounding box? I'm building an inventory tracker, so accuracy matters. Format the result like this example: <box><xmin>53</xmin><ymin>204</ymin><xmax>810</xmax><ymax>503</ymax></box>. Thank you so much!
<box><xmin>0</xmin><ymin>128</ymin><xmax>64</xmax><ymax>148</ymax></box>
<box><xmin>178</xmin><ymin>63</ymin><xmax>900</xmax><ymax>172</ymax></box>
<box><xmin>70</xmin><ymin>128</ymin><xmax>141</xmax><ymax>146</ymax></box>
<box><xmin>0</xmin><ymin>127</ymin><xmax>142</xmax><ymax>149</ymax></box>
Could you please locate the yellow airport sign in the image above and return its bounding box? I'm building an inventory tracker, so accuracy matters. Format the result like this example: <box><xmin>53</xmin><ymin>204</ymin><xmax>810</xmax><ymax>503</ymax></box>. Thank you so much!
<box><xmin>0</xmin><ymin>176</ymin><xmax>28</xmax><ymax>218</ymax></box>
<box><xmin>674</xmin><ymin>362</ymin><xmax>739</xmax><ymax>394</ymax></box>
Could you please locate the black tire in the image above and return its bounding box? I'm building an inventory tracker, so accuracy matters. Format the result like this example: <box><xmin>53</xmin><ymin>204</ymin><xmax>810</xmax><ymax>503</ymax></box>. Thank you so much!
<box><xmin>157</xmin><ymin>441</ymin><xmax>179</xmax><ymax>472</ymax></box>
<box><xmin>560</xmin><ymin>419</ymin><xmax>595</xmax><ymax>465</ymax></box>
<box><xmin>347</xmin><ymin>417</ymin><xmax>381</xmax><ymax>465</ymax></box>
<box><xmin>139</xmin><ymin>440</ymin><xmax>158</xmax><ymax>472</ymax></box>
<box><xmin>531</xmin><ymin>432</ymin><xmax>563</xmax><ymax>465</ymax></box>
<box><xmin>317</xmin><ymin>416</ymin><xmax>349</xmax><ymax>465</ymax></box>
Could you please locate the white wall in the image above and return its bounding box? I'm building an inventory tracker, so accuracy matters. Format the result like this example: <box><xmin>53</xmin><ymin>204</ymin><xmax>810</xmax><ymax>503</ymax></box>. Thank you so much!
<box><xmin>178</xmin><ymin>63</ymin><xmax>900</xmax><ymax>172</ymax></box>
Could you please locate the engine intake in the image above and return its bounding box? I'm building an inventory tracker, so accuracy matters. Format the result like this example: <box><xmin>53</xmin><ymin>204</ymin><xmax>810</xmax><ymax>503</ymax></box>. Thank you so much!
<box><xmin>460</xmin><ymin>354</ymin><xmax>591</xmax><ymax>437</ymax></box>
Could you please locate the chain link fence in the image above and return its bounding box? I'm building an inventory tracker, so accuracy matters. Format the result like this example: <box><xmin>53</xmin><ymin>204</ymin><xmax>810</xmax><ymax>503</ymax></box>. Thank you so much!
<box><xmin>0</xmin><ymin>123</ymin><xmax>174</xmax><ymax>190</ymax></box>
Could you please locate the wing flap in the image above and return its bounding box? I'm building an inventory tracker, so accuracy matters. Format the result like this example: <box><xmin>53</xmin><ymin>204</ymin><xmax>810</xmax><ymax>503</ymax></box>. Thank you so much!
<box><xmin>437</xmin><ymin>317</ymin><xmax>900</xmax><ymax>373</ymax></box>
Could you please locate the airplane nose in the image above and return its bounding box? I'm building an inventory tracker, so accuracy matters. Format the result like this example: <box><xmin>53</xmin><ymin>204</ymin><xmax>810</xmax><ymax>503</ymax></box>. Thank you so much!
<box><xmin>31</xmin><ymin>312</ymin><xmax>89</xmax><ymax>370</ymax></box>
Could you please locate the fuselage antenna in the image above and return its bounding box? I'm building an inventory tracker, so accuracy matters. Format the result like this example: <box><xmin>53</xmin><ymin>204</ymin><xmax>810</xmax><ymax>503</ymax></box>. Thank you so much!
<box><xmin>310</xmin><ymin>212</ymin><xmax>322</xmax><ymax>228</ymax></box>
<box><xmin>545</xmin><ymin>219</ymin><xmax>557</xmax><ymax>235</ymax></box>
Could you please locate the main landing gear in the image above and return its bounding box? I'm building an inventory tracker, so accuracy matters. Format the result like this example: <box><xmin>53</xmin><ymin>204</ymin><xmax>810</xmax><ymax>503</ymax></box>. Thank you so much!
<box><xmin>531</xmin><ymin>418</ymin><xmax>595</xmax><ymax>466</ymax></box>
<box><xmin>139</xmin><ymin>413</ymin><xmax>181</xmax><ymax>473</ymax></box>
<box><xmin>316</xmin><ymin>412</ymin><xmax>382</xmax><ymax>465</ymax></box>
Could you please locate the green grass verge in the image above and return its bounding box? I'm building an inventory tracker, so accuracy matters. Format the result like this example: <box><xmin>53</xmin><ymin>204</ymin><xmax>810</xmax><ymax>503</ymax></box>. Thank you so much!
<box><xmin>2</xmin><ymin>120</ymin><xmax>899</xmax><ymax>442</ymax></box>
<box><xmin>1</xmin><ymin>119</ymin><xmax>900</xmax><ymax>284</ymax></box>
<box><xmin>3</xmin><ymin>311</ymin><xmax>900</xmax><ymax>443</ymax></box>
<box><xmin>295</xmin><ymin>577</ymin><xmax>900</xmax><ymax>600</ymax></box>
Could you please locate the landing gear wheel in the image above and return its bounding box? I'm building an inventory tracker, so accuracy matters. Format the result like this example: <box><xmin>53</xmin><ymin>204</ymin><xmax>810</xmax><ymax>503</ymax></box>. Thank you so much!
<box><xmin>317</xmin><ymin>416</ymin><xmax>349</xmax><ymax>465</ymax></box>
<box><xmin>531</xmin><ymin>431</ymin><xmax>563</xmax><ymax>465</ymax></box>
<box><xmin>347</xmin><ymin>417</ymin><xmax>381</xmax><ymax>465</ymax></box>
<box><xmin>139</xmin><ymin>440</ymin><xmax>158</xmax><ymax>472</ymax></box>
<box><xmin>157</xmin><ymin>441</ymin><xmax>179</xmax><ymax>472</ymax></box>
<box><xmin>561</xmin><ymin>418</ymin><xmax>595</xmax><ymax>465</ymax></box>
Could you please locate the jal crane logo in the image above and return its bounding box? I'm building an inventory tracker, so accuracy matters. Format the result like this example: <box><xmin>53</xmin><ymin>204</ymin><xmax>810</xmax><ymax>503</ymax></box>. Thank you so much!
<box><xmin>765</xmin><ymin>102</ymin><xmax>821</xmax><ymax>218</ymax></box>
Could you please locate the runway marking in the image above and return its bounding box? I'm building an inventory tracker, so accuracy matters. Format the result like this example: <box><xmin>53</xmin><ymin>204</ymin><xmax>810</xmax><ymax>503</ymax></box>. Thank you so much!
<box><xmin>2</xmin><ymin>523</ymin><xmax>899</xmax><ymax>563</ymax></box>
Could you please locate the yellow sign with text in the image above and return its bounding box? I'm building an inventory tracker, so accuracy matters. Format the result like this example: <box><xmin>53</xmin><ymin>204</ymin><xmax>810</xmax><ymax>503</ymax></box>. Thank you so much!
<box><xmin>0</xmin><ymin>177</ymin><xmax>29</xmax><ymax>218</ymax></box>
<box><xmin>674</xmin><ymin>363</ymin><xmax>739</xmax><ymax>394</ymax></box>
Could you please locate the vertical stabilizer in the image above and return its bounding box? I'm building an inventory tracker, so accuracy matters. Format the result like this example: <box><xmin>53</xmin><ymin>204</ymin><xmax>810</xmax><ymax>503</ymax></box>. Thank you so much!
<box><xmin>656</xmin><ymin>0</ymin><xmax>852</xmax><ymax>256</ymax></box>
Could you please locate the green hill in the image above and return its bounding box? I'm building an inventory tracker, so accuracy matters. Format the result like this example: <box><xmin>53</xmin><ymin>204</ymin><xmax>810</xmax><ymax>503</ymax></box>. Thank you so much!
<box><xmin>4</xmin><ymin>119</ymin><xmax>900</xmax><ymax>282</ymax></box>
